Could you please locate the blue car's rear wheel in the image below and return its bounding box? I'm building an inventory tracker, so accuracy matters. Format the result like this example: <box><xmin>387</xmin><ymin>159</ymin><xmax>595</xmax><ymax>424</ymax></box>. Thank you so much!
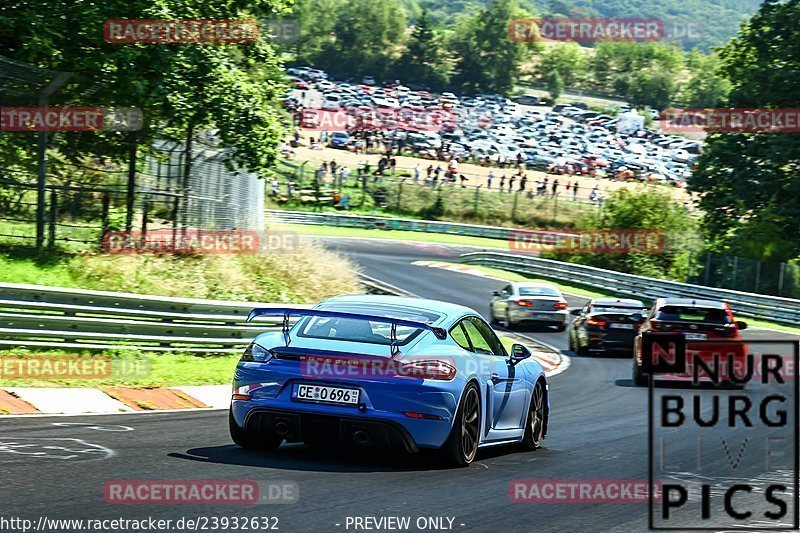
<box><xmin>520</xmin><ymin>381</ymin><xmax>546</xmax><ymax>451</ymax></box>
<box><xmin>441</xmin><ymin>384</ymin><xmax>481</xmax><ymax>467</ymax></box>
<box><xmin>229</xmin><ymin>409</ymin><xmax>282</xmax><ymax>451</ymax></box>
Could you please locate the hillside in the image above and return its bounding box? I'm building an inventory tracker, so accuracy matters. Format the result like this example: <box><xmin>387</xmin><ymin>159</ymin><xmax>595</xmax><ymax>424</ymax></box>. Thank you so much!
<box><xmin>402</xmin><ymin>0</ymin><xmax>761</xmax><ymax>51</ymax></box>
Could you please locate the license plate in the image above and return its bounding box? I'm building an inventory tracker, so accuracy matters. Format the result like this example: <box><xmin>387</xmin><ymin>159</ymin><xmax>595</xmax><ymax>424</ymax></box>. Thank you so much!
<box><xmin>530</xmin><ymin>313</ymin><xmax>546</xmax><ymax>319</ymax></box>
<box><xmin>609</xmin><ymin>323</ymin><xmax>634</xmax><ymax>329</ymax></box>
<box><xmin>293</xmin><ymin>384</ymin><xmax>360</xmax><ymax>406</ymax></box>
<box><xmin>685</xmin><ymin>333</ymin><xmax>707</xmax><ymax>340</ymax></box>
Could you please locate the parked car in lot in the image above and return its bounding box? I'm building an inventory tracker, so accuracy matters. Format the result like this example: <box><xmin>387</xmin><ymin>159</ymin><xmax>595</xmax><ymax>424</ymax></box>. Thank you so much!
<box><xmin>632</xmin><ymin>298</ymin><xmax>749</xmax><ymax>386</ymax></box>
<box><xmin>490</xmin><ymin>282</ymin><xmax>569</xmax><ymax>331</ymax></box>
<box><xmin>568</xmin><ymin>298</ymin><xmax>648</xmax><ymax>355</ymax></box>
<box><xmin>328</xmin><ymin>131</ymin><xmax>351</xmax><ymax>149</ymax></box>
<box><xmin>514</xmin><ymin>94</ymin><xmax>541</xmax><ymax>105</ymax></box>
<box><xmin>230</xmin><ymin>295</ymin><xmax>549</xmax><ymax>466</ymax></box>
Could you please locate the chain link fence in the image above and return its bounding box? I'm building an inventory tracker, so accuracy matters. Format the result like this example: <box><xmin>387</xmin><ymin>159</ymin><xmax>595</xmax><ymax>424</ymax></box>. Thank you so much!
<box><xmin>0</xmin><ymin>141</ymin><xmax>264</xmax><ymax>250</ymax></box>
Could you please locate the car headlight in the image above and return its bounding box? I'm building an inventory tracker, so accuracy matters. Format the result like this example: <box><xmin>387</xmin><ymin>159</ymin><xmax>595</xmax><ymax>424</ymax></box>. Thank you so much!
<box><xmin>241</xmin><ymin>342</ymin><xmax>273</xmax><ymax>362</ymax></box>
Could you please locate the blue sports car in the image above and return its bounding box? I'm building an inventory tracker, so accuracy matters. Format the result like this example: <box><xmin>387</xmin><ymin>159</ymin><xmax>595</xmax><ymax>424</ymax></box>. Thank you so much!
<box><xmin>229</xmin><ymin>295</ymin><xmax>549</xmax><ymax>466</ymax></box>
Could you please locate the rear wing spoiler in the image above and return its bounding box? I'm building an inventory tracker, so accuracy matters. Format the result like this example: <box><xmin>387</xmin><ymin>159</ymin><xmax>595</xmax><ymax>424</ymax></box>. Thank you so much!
<box><xmin>247</xmin><ymin>307</ymin><xmax>447</xmax><ymax>352</ymax></box>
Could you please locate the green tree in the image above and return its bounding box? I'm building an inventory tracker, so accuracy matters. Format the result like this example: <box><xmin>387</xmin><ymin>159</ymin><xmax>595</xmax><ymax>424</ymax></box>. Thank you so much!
<box><xmin>317</xmin><ymin>0</ymin><xmax>407</xmax><ymax>77</ymax></box>
<box><xmin>679</xmin><ymin>51</ymin><xmax>732</xmax><ymax>107</ymax></box>
<box><xmin>690</xmin><ymin>0</ymin><xmax>800</xmax><ymax>262</ymax></box>
<box><xmin>546</xmin><ymin>70</ymin><xmax>563</xmax><ymax>101</ymax></box>
<box><xmin>0</xmin><ymin>0</ymin><xmax>289</xmax><ymax>178</ymax></box>
<box><xmin>548</xmin><ymin>189</ymin><xmax>702</xmax><ymax>280</ymax></box>
<box><xmin>539</xmin><ymin>43</ymin><xmax>586</xmax><ymax>86</ymax></box>
<box><xmin>394</xmin><ymin>10</ymin><xmax>451</xmax><ymax>89</ymax></box>
<box><xmin>449</xmin><ymin>0</ymin><xmax>536</xmax><ymax>94</ymax></box>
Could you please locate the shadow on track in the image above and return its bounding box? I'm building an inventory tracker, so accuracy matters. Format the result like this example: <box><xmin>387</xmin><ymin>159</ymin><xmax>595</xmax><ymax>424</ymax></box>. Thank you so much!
<box><xmin>169</xmin><ymin>442</ymin><xmax>549</xmax><ymax>473</ymax></box>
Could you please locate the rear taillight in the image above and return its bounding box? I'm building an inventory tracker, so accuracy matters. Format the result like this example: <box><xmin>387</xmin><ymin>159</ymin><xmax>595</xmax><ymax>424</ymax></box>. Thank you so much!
<box><xmin>552</xmin><ymin>302</ymin><xmax>568</xmax><ymax>309</ymax></box>
<box><xmin>516</xmin><ymin>300</ymin><xmax>533</xmax><ymax>307</ymax></box>
<box><xmin>241</xmin><ymin>343</ymin><xmax>273</xmax><ymax>362</ymax></box>
<box><xmin>586</xmin><ymin>317</ymin><xmax>607</xmax><ymax>327</ymax></box>
<box><xmin>399</xmin><ymin>360</ymin><xmax>457</xmax><ymax>380</ymax></box>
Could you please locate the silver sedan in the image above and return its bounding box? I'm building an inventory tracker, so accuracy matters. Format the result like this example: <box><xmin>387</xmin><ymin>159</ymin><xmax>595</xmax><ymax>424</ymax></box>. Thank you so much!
<box><xmin>490</xmin><ymin>282</ymin><xmax>569</xmax><ymax>331</ymax></box>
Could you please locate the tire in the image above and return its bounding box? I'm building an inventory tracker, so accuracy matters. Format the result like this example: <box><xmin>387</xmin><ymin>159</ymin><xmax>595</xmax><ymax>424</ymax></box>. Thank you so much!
<box><xmin>568</xmin><ymin>332</ymin><xmax>575</xmax><ymax>352</ymax></box>
<box><xmin>576</xmin><ymin>342</ymin><xmax>589</xmax><ymax>356</ymax></box>
<box><xmin>502</xmin><ymin>311</ymin><xmax>513</xmax><ymax>330</ymax></box>
<box><xmin>520</xmin><ymin>381</ymin><xmax>546</xmax><ymax>451</ymax></box>
<box><xmin>441</xmin><ymin>384</ymin><xmax>481</xmax><ymax>467</ymax></box>
<box><xmin>229</xmin><ymin>409</ymin><xmax>282</xmax><ymax>451</ymax></box>
<box><xmin>632</xmin><ymin>360</ymin><xmax>647</xmax><ymax>386</ymax></box>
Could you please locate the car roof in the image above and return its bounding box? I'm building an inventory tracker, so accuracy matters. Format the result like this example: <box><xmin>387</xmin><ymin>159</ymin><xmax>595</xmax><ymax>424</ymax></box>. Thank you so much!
<box><xmin>513</xmin><ymin>281</ymin><xmax>559</xmax><ymax>290</ymax></box>
<box><xmin>315</xmin><ymin>294</ymin><xmax>474</xmax><ymax>324</ymax></box>
<box><xmin>591</xmin><ymin>298</ymin><xmax>645</xmax><ymax>307</ymax></box>
<box><xmin>656</xmin><ymin>298</ymin><xmax>728</xmax><ymax>309</ymax></box>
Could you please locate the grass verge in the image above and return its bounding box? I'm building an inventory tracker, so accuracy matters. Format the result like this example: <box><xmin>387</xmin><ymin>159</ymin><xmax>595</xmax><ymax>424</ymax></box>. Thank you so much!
<box><xmin>281</xmin><ymin>223</ymin><xmax>512</xmax><ymax>249</ymax></box>
<box><xmin>0</xmin><ymin>348</ymin><xmax>240</xmax><ymax>388</ymax></box>
<box><xmin>0</xmin><ymin>240</ymin><xmax>361</xmax><ymax>302</ymax></box>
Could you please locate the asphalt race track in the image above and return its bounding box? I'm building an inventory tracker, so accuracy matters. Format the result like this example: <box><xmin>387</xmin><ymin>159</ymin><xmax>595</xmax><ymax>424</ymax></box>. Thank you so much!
<box><xmin>2</xmin><ymin>237</ymin><xmax>798</xmax><ymax>532</ymax></box>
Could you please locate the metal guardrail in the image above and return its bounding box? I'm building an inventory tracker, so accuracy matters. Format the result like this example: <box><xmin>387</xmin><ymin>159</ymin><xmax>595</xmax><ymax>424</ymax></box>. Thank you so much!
<box><xmin>0</xmin><ymin>283</ymin><xmax>308</xmax><ymax>352</ymax></box>
<box><xmin>460</xmin><ymin>252</ymin><xmax>800</xmax><ymax>326</ymax></box>
<box><xmin>268</xmin><ymin>209</ymin><xmax>577</xmax><ymax>241</ymax></box>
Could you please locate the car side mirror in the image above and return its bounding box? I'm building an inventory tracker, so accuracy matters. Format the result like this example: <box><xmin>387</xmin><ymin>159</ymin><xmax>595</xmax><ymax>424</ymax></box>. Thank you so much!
<box><xmin>509</xmin><ymin>343</ymin><xmax>531</xmax><ymax>365</ymax></box>
<box><xmin>570</xmin><ymin>309</ymin><xmax>581</xmax><ymax>316</ymax></box>
<box><xmin>492</xmin><ymin>290</ymin><xmax>500</xmax><ymax>297</ymax></box>
<box><xmin>736</xmin><ymin>321</ymin><xmax>748</xmax><ymax>331</ymax></box>
<box><xmin>631</xmin><ymin>313</ymin><xmax>644</xmax><ymax>323</ymax></box>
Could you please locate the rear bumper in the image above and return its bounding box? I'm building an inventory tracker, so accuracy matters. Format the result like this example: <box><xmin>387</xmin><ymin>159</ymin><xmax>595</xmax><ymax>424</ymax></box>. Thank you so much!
<box><xmin>586</xmin><ymin>333</ymin><xmax>636</xmax><ymax>352</ymax></box>
<box><xmin>244</xmin><ymin>408</ymin><xmax>419</xmax><ymax>453</ymax></box>
<box><xmin>509</xmin><ymin>309</ymin><xmax>568</xmax><ymax>325</ymax></box>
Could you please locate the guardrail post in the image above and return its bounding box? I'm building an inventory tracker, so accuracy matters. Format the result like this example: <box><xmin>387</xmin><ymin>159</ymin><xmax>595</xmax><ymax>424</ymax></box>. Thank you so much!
<box><xmin>778</xmin><ymin>262</ymin><xmax>786</xmax><ymax>296</ymax></box>
<box><xmin>473</xmin><ymin>187</ymin><xmax>480</xmax><ymax>215</ymax></box>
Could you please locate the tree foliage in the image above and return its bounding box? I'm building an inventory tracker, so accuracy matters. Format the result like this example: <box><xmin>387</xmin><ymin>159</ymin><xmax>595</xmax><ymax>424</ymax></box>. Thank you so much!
<box><xmin>690</xmin><ymin>0</ymin><xmax>800</xmax><ymax>262</ymax></box>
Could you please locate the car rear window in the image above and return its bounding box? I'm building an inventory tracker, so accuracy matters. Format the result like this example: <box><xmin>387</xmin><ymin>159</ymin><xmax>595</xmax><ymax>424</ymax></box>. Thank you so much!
<box><xmin>518</xmin><ymin>287</ymin><xmax>559</xmax><ymax>297</ymax></box>
<box><xmin>295</xmin><ymin>317</ymin><xmax>422</xmax><ymax>345</ymax></box>
<box><xmin>655</xmin><ymin>306</ymin><xmax>731</xmax><ymax>324</ymax></box>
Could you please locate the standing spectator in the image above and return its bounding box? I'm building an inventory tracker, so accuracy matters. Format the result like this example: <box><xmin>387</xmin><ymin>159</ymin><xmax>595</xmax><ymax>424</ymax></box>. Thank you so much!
<box><xmin>487</xmin><ymin>170</ymin><xmax>494</xmax><ymax>189</ymax></box>
<box><xmin>341</xmin><ymin>166</ymin><xmax>351</xmax><ymax>185</ymax></box>
<box><xmin>499</xmin><ymin>174</ymin><xmax>506</xmax><ymax>191</ymax></box>
<box><xmin>330</xmin><ymin>160</ymin><xmax>337</xmax><ymax>177</ymax></box>
<box><xmin>519</xmin><ymin>174</ymin><xmax>527</xmax><ymax>192</ymax></box>
<box><xmin>414</xmin><ymin>164</ymin><xmax>421</xmax><ymax>184</ymax></box>
<box><xmin>390</xmin><ymin>157</ymin><xmax>397</xmax><ymax>176</ymax></box>
<box><xmin>357</xmin><ymin>160</ymin><xmax>365</xmax><ymax>178</ymax></box>
<box><xmin>434</xmin><ymin>165</ymin><xmax>443</xmax><ymax>182</ymax></box>
<box><xmin>552</xmin><ymin>177</ymin><xmax>559</xmax><ymax>197</ymax></box>
<box><xmin>509</xmin><ymin>175</ymin><xmax>516</xmax><ymax>192</ymax></box>
<box><xmin>572</xmin><ymin>181</ymin><xmax>579</xmax><ymax>200</ymax></box>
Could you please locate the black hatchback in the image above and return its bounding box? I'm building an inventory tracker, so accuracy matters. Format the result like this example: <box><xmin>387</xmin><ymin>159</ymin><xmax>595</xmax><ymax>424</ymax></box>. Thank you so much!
<box><xmin>568</xmin><ymin>298</ymin><xmax>648</xmax><ymax>355</ymax></box>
